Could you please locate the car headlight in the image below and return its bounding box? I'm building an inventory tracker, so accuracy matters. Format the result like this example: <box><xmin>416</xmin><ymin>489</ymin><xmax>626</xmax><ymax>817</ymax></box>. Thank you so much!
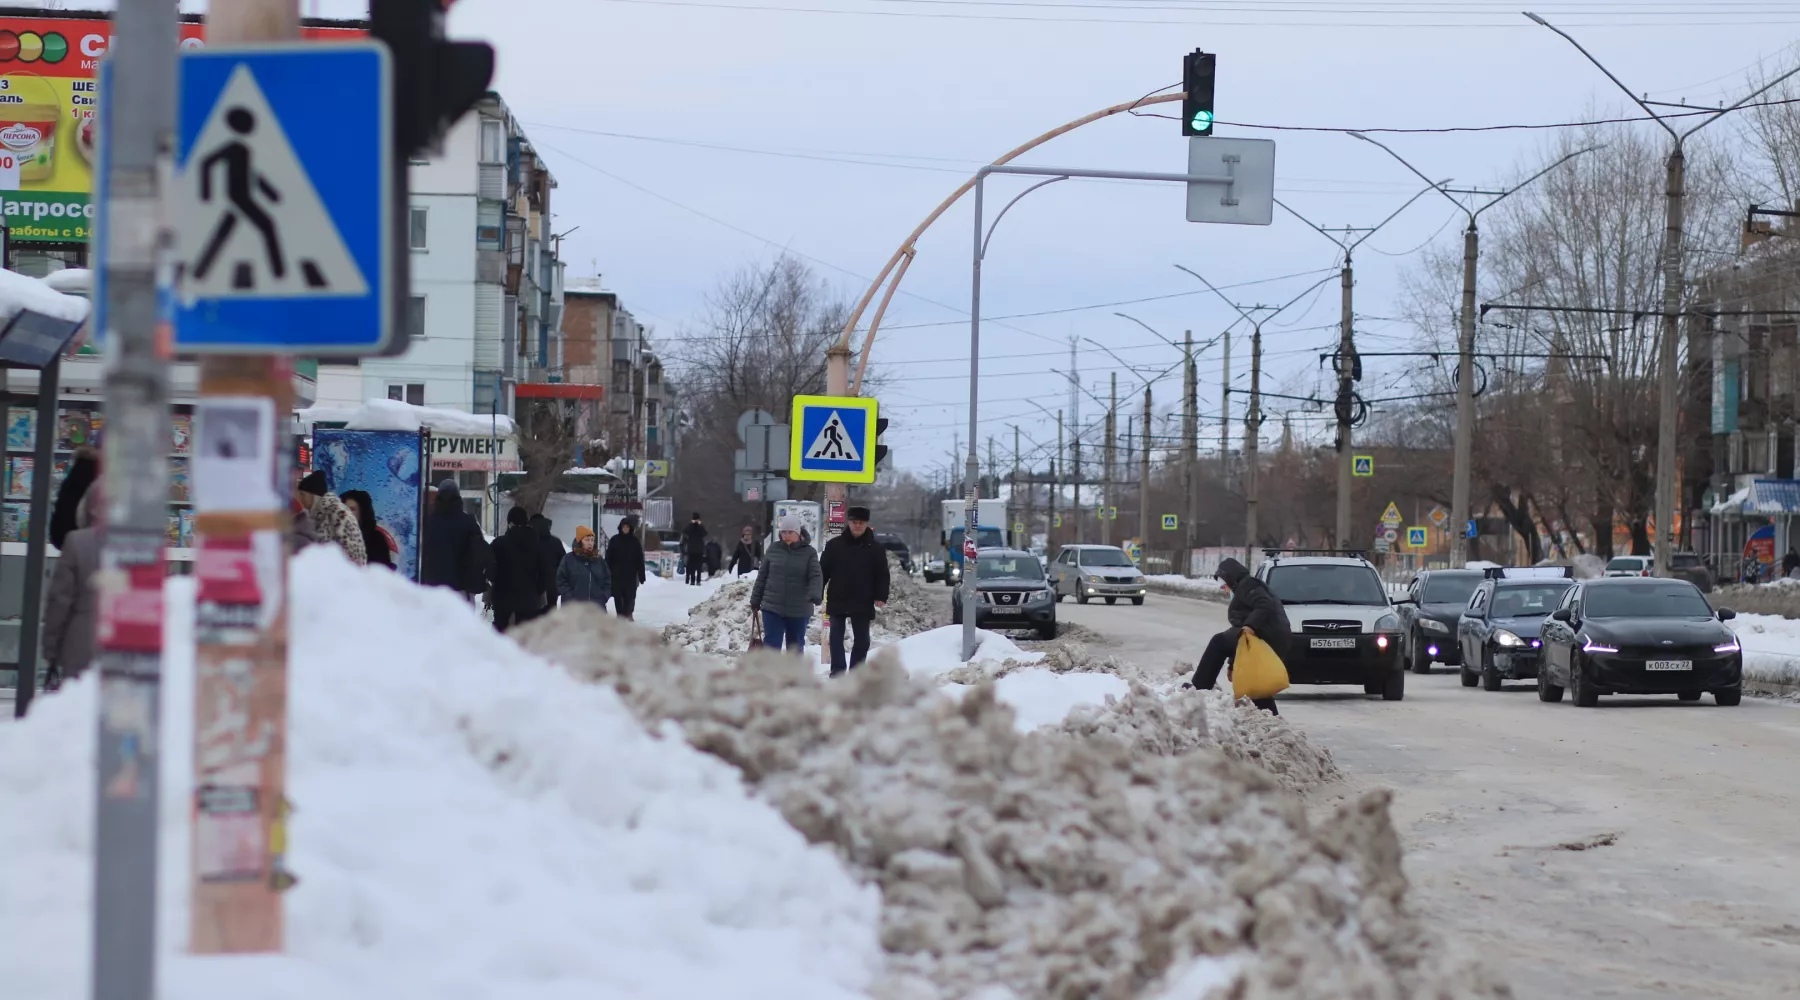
<box><xmin>1581</xmin><ymin>636</ymin><xmax>1618</xmax><ymax>654</ymax></box>
<box><xmin>1420</xmin><ymin>619</ymin><xmax>1450</xmax><ymax>634</ymax></box>
<box><xmin>1714</xmin><ymin>639</ymin><xmax>1741</xmax><ymax>653</ymax></box>
<box><xmin>1374</xmin><ymin>613</ymin><xmax>1400</xmax><ymax>632</ymax></box>
<box><xmin>1028</xmin><ymin>589</ymin><xmax>1050</xmax><ymax>603</ymax></box>
<box><xmin>1494</xmin><ymin>629</ymin><xmax>1524</xmax><ymax>647</ymax></box>
<box><xmin>1085</xmin><ymin>574</ymin><xmax>1101</xmax><ymax>583</ymax></box>
<box><xmin>977</xmin><ymin>592</ymin><xmax>992</xmax><ymax>604</ymax></box>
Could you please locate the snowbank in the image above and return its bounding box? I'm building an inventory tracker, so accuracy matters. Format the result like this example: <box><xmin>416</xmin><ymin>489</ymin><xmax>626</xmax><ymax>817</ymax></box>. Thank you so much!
<box><xmin>296</xmin><ymin>399</ymin><xmax>517</xmax><ymax>438</ymax></box>
<box><xmin>888</xmin><ymin>625</ymin><xmax>1041</xmax><ymax>680</ymax></box>
<box><xmin>0</xmin><ymin>549</ymin><xmax>883</xmax><ymax>1000</ymax></box>
<box><xmin>1730</xmin><ymin>612</ymin><xmax>1800</xmax><ymax>693</ymax></box>
<box><xmin>0</xmin><ymin>267</ymin><xmax>90</xmax><ymax>325</ymax></box>
<box><xmin>939</xmin><ymin>667</ymin><xmax>1129</xmax><ymax>732</ymax></box>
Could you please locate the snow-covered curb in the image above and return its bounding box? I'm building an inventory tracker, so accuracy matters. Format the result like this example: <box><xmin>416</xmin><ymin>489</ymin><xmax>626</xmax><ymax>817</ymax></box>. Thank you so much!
<box><xmin>1731</xmin><ymin>612</ymin><xmax>1800</xmax><ymax>696</ymax></box>
<box><xmin>1145</xmin><ymin>574</ymin><xmax>1229</xmax><ymax>604</ymax></box>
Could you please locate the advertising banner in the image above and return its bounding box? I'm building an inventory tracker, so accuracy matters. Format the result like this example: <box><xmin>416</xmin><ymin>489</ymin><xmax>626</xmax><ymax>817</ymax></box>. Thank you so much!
<box><xmin>0</xmin><ymin>13</ymin><xmax>360</xmax><ymax>243</ymax></box>
<box><xmin>311</xmin><ymin>428</ymin><xmax>427</xmax><ymax>582</ymax></box>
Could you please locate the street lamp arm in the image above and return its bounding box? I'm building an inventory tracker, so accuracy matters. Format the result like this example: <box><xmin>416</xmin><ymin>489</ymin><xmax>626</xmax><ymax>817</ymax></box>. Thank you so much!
<box><xmin>1350</xmin><ymin>132</ymin><xmax>1468</xmax><ymax>219</ymax></box>
<box><xmin>1524</xmin><ymin>11</ymin><xmax>1676</xmax><ymax>140</ymax></box>
<box><xmin>1274</xmin><ymin>198</ymin><xmax>1350</xmax><ymax>252</ymax></box>
<box><xmin>1346</xmin><ymin>178</ymin><xmax>1454</xmax><ymax>254</ymax></box>
<box><xmin>1083</xmin><ymin>336</ymin><xmax>1156</xmax><ymax>377</ymax></box>
<box><xmin>1272</xmin><ymin>271</ymin><xmax>1343</xmax><ymax>319</ymax></box>
<box><xmin>1681</xmin><ymin>63</ymin><xmax>1800</xmax><ymax>140</ymax></box>
<box><xmin>1112</xmin><ymin>311</ymin><xmax>1181</xmax><ymax>350</ymax></box>
<box><xmin>1473</xmin><ymin>144</ymin><xmax>1603</xmax><ymax>219</ymax></box>
<box><xmin>981</xmin><ymin>175</ymin><xmax>1069</xmax><ymax>260</ymax></box>
<box><xmin>1173</xmin><ymin>264</ymin><xmax>1263</xmax><ymax>328</ymax></box>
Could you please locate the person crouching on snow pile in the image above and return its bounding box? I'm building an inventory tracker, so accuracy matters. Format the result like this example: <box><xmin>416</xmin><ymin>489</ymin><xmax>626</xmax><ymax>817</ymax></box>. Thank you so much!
<box><xmin>1189</xmin><ymin>556</ymin><xmax>1290</xmax><ymax>715</ymax></box>
<box><xmin>295</xmin><ymin>471</ymin><xmax>366</xmax><ymax>566</ymax></box>
<box><xmin>557</xmin><ymin>525</ymin><xmax>612</xmax><ymax>610</ymax></box>
<box><xmin>750</xmin><ymin>513</ymin><xmax>822</xmax><ymax>655</ymax></box>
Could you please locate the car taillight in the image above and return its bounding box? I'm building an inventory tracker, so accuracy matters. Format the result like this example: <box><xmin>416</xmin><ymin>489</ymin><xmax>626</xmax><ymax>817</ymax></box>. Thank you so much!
<box><xmin>1641</xmin><ymin>570</ymin><xmax>1650</xmax><ymax>577</ymax></box>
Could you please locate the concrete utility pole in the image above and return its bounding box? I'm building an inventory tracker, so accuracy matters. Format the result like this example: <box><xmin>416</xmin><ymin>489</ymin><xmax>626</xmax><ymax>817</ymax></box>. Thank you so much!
<box><xmin>1140</xmin><ymin>384</ymin><xmax>1152</xmax><ymax>559</ymax></box>
<box><xmin>93</xmin><ymin>1</ymin><xmax>178</xmax><ymax>996</ymax></box>
<box><xmin>1183</xmin><ymin>329</ymin><xmax>1198</xmax><ymax>561</ymax></box>
<box><xmin>1068</xmin><ymin>340</ymin><xmax>1081</xmax><ymax>544</ymax></box>
<box><xmin>1246</xmin><ymin>329</ymin><xmax>1263</xmax><ymax>566</ymax></box>
<box><xmin>1351</xmin><ymin>132</ymin><xmax>1600</xmax><ymax>567</ymax></box>
<box><xmin>1011</xmin><ymin>425</ymin><xmax>1021</xmax><ymax>543</ymax></box>
<box><xmin>189</xmin><ymin>0</ymin><xmax>300</xmax><ymax>956</ymax></box>
<box><xmin>1220</xmin><ymin>330</ymin><xmax>1231</xmax><ymax>488</ymax></box>
<box><xmin>1104</xmin><ymin>372</ymin><xmax>1117</xmax><ymax>546</ymax></box>
<box><xmin>1525</xmin><ymin>11</ymin><xmax>1800</xmax><ymax>576</ymax></box>
<box><xmin>1055</xmin><ymin>410</ymin><xmax>1064</xmax><ymax>546</ymax></box>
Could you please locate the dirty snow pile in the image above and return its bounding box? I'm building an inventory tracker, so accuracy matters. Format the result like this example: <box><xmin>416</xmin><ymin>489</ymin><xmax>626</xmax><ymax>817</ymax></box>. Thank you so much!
<box><xmin>1728</xmin><ymin>612</ymin><xmax>1800</xmax><ymax>694</ymax></box>
<box><xmin>0</xmin><ymin>550</ymin><xmax>883</xmax><ymax>1000</ymax></box>
<box><xmin>662</xmin><ymin>555</ymin><xmax>941</xmax><ymax>655</ymax></box>
<box><xmin>517</xmin><ymin>606</ymin><xmax>1504</xmax><ymax>1000</ymax></box>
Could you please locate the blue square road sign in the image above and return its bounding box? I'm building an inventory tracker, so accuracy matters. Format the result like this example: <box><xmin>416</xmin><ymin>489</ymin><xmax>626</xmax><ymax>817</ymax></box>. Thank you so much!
<box><xmin>172</xmin><ymin>43</ymin><xmax>393</xmax><ymax>355</ymax></box>
<box><xmin>790</xmin><ymin>395</ymin><xmax>880</xmax><ymax>484</ymax></box>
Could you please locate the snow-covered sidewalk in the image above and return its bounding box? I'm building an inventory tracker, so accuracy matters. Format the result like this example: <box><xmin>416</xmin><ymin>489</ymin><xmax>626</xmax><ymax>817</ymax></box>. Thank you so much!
<box><xmin>1731</xmin><ymin>612</ymin><xmax>1800</xmax><ymax>694</ymax></box>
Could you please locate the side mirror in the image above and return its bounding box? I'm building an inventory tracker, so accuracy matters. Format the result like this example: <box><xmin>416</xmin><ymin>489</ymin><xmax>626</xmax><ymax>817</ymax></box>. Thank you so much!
<box><xmin>1717</xmin><ymin>607</ymin><xmax>1737</xmax><ymax>621</ymax></box>
<box><xmin>1392</xmin><ymin>598</ymin><xmax>1416</xmax><ymax>607</ymax></box>
<box><xmin>1552</xmin><ymin>608</ymin><xmax>1573</xmax><ymax>623</ymax></box>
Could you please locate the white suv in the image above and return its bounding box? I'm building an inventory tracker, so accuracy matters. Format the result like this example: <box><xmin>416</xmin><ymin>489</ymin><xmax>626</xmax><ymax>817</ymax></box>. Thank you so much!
<box><xmin>1257</xmin><ymin>551</ymin><xmax>1406</xmax><ymax>701</ymax></box>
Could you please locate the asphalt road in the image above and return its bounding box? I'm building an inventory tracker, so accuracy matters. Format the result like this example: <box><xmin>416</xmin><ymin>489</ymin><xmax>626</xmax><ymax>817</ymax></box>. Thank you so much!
<box><xmin>964</xmin><ymin>584</ymin><xmax>1800</xmax><ymax>999</ymax></box>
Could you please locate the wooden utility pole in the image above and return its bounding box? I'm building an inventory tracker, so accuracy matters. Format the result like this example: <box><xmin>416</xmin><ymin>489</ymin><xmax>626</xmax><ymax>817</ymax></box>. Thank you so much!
<box><xmin>190</xmin><ymin>0</ymin><xmax>300</xmax><ymax>955</ymax></box>
<box><xmin>1103</xmin><ymin>371</ymin><xmax>1117</xmax><ymax>545</ymax></box>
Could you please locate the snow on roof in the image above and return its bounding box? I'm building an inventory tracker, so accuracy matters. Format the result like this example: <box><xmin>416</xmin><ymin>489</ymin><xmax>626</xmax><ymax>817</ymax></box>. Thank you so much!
<box><xmin>297</xmin><ymin>399</ymin><xmax>516</xmax><ymax>437</ymax></box>
<box><xmin>1712</xmin><ymin>486</ymin><xmax>1754</xmax><ymax>515</ymax></box>
<box><xmin>0</xmin><ymin>268</ymin><xmax>90</xmax><ymax>325</ymax></box>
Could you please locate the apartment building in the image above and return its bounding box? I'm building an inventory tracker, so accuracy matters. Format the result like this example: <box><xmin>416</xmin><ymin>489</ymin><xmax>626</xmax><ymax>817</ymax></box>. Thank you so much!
<box><xmin>563</xmin><ymin>282</ymin><xmax>671</xmax><ymax>469</ymax></box>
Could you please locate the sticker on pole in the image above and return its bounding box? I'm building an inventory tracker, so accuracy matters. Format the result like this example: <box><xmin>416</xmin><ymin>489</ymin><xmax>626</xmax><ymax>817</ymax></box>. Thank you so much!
<box><xmin>173</xmin><ymin>43</ymin><xmax>393</xmax><ymax>356</ymax></box>
<box><xmin>789</xmin><ymin>394</ymin><xmax>879</xmax><ymax>483</ymax></box>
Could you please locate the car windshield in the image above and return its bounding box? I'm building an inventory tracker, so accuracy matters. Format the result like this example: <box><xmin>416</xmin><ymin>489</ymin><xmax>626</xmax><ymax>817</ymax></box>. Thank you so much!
<box><xmin>1583</xmin><ymin>583</ymin><xmax>1713</xmax><ymax>618</ymax></box>
<box><xmin>1079</xmin><ymin>549</ymin><xmax>1134</xmax><ymax>567</ymax></box>
<box><xmin>978</xmin><ymin>554</ymin><xmax>1043</xmax><ymax>580</ymax></box>
<box><xmin>1605</xmin><ymin>557</ymin><xmax>1645</xmax><ymax>571</ymax></box>
<box><xmin>1266</xmin><ymin>564</ymin><xmax>1389</xmax><ymax>606</ymax></box>
<box><xmin>1421</xmin><ymin>575</ymin><xmax>1482</xmax><ymax>604</ymax></box>
<box><xmin>1671</xmin><ymin>554</ymin><xmax>1702</xmax><ymax>569</ymax></box>
<box><xmin>1488</xmin><ymin>583</ymin><xmax>1572</xmax><ymax>617</ymax></box>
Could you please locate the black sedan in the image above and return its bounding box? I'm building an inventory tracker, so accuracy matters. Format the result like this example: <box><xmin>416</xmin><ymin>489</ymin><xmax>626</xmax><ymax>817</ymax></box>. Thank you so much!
<box><xmin>1397</xmin><ymin>569</ymin><xmax>1486</xmax><ymax>673</ymax></box>
<box><xmin>951</xmin><ymin>548</ymin><xmax>1057</xmax><ymax>640</ymax></box>
<box><xmin>1456</xmin><ymin>577</ymin><xmax>1574</xmax><ymax>690</ymax></box>
<box><xmin>1537</xmin><ymin>578</ymin><xmax>1742</xmax><ymax>707</ymax></box>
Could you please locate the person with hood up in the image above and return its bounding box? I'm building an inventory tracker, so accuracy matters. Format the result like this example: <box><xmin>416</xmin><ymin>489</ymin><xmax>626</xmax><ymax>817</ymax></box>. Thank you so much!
<box><xmin>606</xmin><ymin>517</ymin><xmax>648</xmax><ymax>620</ymax></box>
<box><xmin>422</xmin><ymin>480</ymin><xmax>488</xmax><ymax>600</ymax></box>
<box><xmin>750</xmin><ymin>513</ymin><xmax>822</xmax><ymax>654</ymax></box>
<box><xmin>819</xmin><ymin>506</ymin><xmax>889</xmax><ymax>676</ymax></box>
<box><xmin>50</xmin><ymin>446</ymin><xmax>98</xmax><ymax>550</ymax></box>
<box><xmin>557</xmin><ymin>525</ymin><xmax>612</xmax><ymax>609</ymax></box>
<box><xmin>489</xmin><ymin>506</ymin><xmax>546</xmax><ymax>630</ymax></box>
<box><xmin>531</xmin><ymin>513</ymin><xmax>567</xmax><ymax>606</ymax></box>
<box><xmin>338</xmin><ymin>489</ymin><xmax>394</xmax><ymax>570</ymax></box>
<box><xmin>1783</xmin><ymin>546</ymin><xmax>1800</xmax><ymax>579</ymax></box>
<box><xmin>682</xmin><ymin>512</ymin><xmax>708</xmax><ymax>585</ymax></box>
<box><xmin>1189</xmin><ymin>557</ymin><xmax>1291</xmax><ymax>714</ymax></box>
<box><xmin>295</xmin><ymin>471</ymin><xmax>367</xmax><ymax>566</ymax></box>
<box><xmin>42</xmin><ymin>485</ymin><xmax>102</xmax><ymax>690</ymax></box>
<box><xmin>730</xmin><ymin>526</ymin><xmax>759</xmax><ymax>576</ymax></box>
<box><xmin>704</xmin><ymin>535</ymin><xmax>723</xmax><ymax>579</ymax></box>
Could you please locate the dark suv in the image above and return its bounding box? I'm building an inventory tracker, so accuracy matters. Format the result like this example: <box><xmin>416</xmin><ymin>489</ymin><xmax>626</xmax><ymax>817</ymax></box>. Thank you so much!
<box><xmin>951</xmin><ymin>548</ymin><xmax>1057</xmax><ymax>640</ymax></box>
<box><xmin>1667</xmin><ymin>552</ymin><xmax>1714</xmax><ymax>594</ymax></box>
<box><xmin>1396</xmin><ymin>570</ymin><xmax>1486</xmax><ymax>674</ymax></box>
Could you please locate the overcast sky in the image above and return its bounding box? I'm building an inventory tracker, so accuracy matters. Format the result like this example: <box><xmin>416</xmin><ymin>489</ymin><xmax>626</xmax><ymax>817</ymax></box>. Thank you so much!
<box><xmin>43</xmin><ymin>0</ymin><xmax>1800</xmax><ymax>478</ymax></box>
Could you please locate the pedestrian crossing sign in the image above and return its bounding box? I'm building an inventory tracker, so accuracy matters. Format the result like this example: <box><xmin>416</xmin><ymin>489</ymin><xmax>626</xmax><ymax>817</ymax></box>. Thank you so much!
<box><xmin>1353</xmin><ymin>455</ymin><xmax>1374</xmax><ymax>477</ymax></box>
<box><xmin>1161</xmin><ymin>514</ymin><xmax>1179</xmax><ymax>531</ymax></box>
<box><xmin>789</xmin><ymin>394</ymin><xmax>880</xmax><ymax>483</ymax></box>
<box><xmin>171</xmin><ymin>43</ymin><xmax>394</xmax><ymax>355</ymax></box>
<box><xmin>1406</xmin><ymin>526</ymin><xmax>1428</xmax><ymax>548</ymax></box>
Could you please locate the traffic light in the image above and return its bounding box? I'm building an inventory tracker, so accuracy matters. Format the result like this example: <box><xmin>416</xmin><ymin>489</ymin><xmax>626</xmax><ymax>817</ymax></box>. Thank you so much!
<box><xmin>371</xmin><ymin>0</ymin><xmax>496</xmax><ymax>159</ymax></box>
<box><xmin>1182</xmin><ymin>49</ymin><xmax>1216</xmax><ymax>137</ymax></box>
<box><xmin>874</xmin><ymin>417</ymin><xmax>890</xmax><ymax>468</ymax></box>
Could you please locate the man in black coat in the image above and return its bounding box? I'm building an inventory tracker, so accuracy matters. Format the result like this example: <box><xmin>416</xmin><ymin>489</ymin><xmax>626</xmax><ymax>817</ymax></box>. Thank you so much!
<box><xmin>606</xmin><ymin>517</ymin><xmax>648</xmax><ymax>620</ymax></box>
<box><xmin>421</xmin><ymin>480</ymin><xmax>488</xmax><ymax>601</ymax></box>
<box><xmin>1190</xmin><ymin>557</ymin><xmax>1290</xmax><ymax>714</ymax></box>
<box><xmin>682</xmin><ymin>512</ymin><xmax>707</xmax><ymax>585</ymax></box>
<box><xmin>820</xmin><ymin>506</ymin><xmax>891</xmax><ymax>676</ymax></box>
<box><xmin>530</xmin><ymin>513</ymin><xmax>567</xmax><ymax>607</ymax></box>
<box><xmin>489</xmin><ymin>506</ymin><xmax>547</xmax><ymax>631</ymax></box>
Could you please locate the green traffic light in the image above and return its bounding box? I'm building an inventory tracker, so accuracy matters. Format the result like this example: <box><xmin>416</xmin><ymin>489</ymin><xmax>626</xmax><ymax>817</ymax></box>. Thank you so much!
<box><xmin>1190</xmin><ymin>109</ymin><xmax>1214</xmax><ymax>132</ymax></box>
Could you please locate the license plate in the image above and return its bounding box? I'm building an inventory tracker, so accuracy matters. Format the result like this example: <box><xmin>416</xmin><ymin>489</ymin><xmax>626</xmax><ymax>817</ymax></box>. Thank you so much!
<box><xmin>1645</xmin><ymin>659</ymin><xmax>1691</xmax><ymax>671</ymax></box>
<box><xmin>1310</xmin><ymin>637</ymin><xmax>1356</xmax><ymax>649</ymax></box>
<box><xmin>988</xmin><ymin>607</ymin><xmax>1020</xmax><ymax>616</ymax></box>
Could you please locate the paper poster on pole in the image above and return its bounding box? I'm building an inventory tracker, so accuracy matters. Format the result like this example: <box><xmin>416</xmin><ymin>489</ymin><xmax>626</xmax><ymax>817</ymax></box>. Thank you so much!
<box><xmin>193</xmin><ymin>396</ymin><xmax>279</xmax><ymax>512</ymax></box>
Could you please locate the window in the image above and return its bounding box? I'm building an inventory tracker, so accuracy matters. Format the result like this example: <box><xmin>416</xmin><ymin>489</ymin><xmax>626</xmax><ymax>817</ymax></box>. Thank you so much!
<box><xmin>977</xmin><ymin>554</ymin><xmax>1043</xmax><ymax>581</ymax></box>
<box><xmin>409</xmin><ymin>207</ymin><xmax>429</xmax><ymax>251</ymax></box>
<box><xmin>1264</xmin><ymin>564</ymin><xmax>1389</xmax><ymax>606</ymax></box>
<box><xmin>477</xmin><ymin>200</ymin><xmax>503</xmax><ymax>250</ymax></box>
<box><xmin>387</xmin><ymin>383</ymin><xmax>425</xmax><ymax>407</ymax></box>
<box><xmin>479</xmin><ymin>118</ymin><xmax>505</xmax><ymax>164</ymax></box>
<box><xmin>1583</xmin><ymin>582</ymin><xmax>1712</xmax><ymax>619</ymax></box>
<box><xmin>1077</xmin><ymin>547</ymin><xmax>1133</xmax><ymax>567</ymax></box>
<box><xmin>1422</xmin><ymin>574</ymin><xmax>1483</xmax><ymax>605</ymax></box>
<box><xmin>1489</xmin><ymin>584</ymin><xmax>1572</xmax><ymax>618</ymax></box>
<box><xmin>473</xmin><ymin>371</ymin><xmax>502</xmax><ymax>413</ymax></box>
<box><xmin>408</xmin><ymin>295</ymin><xmax>426</xmax><ymax>341</ymax></box>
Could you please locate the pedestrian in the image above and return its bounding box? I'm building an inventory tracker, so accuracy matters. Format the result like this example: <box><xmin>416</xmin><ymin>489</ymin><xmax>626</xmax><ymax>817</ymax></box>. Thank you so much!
<box><xmin>489</xmin><ymin>506</ymin><xmax>547</xmax><ymax>631</ymax></box>
<box><xmin>730</xmin><ymin>526</ymin><xmax>759</xmax><ymax>576</ymax></box>
<box><xmin>1783</xmin><ymin>546</ymin><xmax>1799</xmax><ymax>579</ymax></box>
<box><xmin>820</xmin><ymin>505</ymin><xmax>889</xmax><ymax>676</ymax></box>
<box><xmin>557</xmin><ymin>524</ymin><xmax>612</xmax><ymax>610</ymax></box>
<box><xmin>682</xmin><ymin>511</ymin><xmax>708</xmax><ymax>585</ymax></box>
<box><xmin>42</xmin><ymin>486</ymin><xmax>101</xmax><ymax>691</ymax></box>
<box><xmin>705</xmin><ymin>536</ymin><xmax>723</xmax><ymax>579</ymax></box>
<box><xmin>749</xmin><ymin>513</ymin><xmax>822</xmax><ymax>655</ymax></box>
<box><xmin>606</xmin><ymin>516</ymin><xmax>648</xmax><ymax>620</ymax></box>
<box><xmin>422</xmin><ymin>480</ymin><xmax>489</xmax><ymax>601</ymax></box>
<box><xmin>1189</xmin><ymin>557</ymin><xmax>1290</xmax><ymax>714</ymax></box>
<box><xmin>50</xmin><ymin>445</ymin><xmax>97</xmax><ymax>550</ymax></box>
<box><xmin>531</xmin><ymin>513</ymin><xmax>567</xmax><ymax>607</ymax></box>
<box><xmin>295</xmin><ymin>470</ymin><xmax>367</xmax><ymax>566</ymax></box>
<box><xmin>338</xmin><ymin>489</ymin><xmax>394</xmax><ymax>570</ymax></box>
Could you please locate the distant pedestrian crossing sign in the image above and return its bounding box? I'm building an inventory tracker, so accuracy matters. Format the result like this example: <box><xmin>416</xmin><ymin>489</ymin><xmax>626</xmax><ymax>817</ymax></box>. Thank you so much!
<box><xmin>171</xmin><ymin>43</ymin><xmax>394</xmax><ymax>355</ymax></box>
<box><xmin>1406</xmin><ymin>526</ymin><xmax>1428</xmax><ymax>548</ymax></box>
<box><xmin>1161</xmin><ymin>514</ymin><xmax>1179</xmax><ymax>531</ymax></box>
<box><xmin>789</xmin><ymin>394</ymin><xmax>880</xmax><ymax>483</ymax></box>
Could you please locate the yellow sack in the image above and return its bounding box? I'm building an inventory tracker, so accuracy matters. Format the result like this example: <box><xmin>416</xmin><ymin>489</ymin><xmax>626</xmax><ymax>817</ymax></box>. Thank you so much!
<box><xmin>1232</xmin><ymin>630</ymin><xmax>1290</xmax><ymax>700</ymax></box>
